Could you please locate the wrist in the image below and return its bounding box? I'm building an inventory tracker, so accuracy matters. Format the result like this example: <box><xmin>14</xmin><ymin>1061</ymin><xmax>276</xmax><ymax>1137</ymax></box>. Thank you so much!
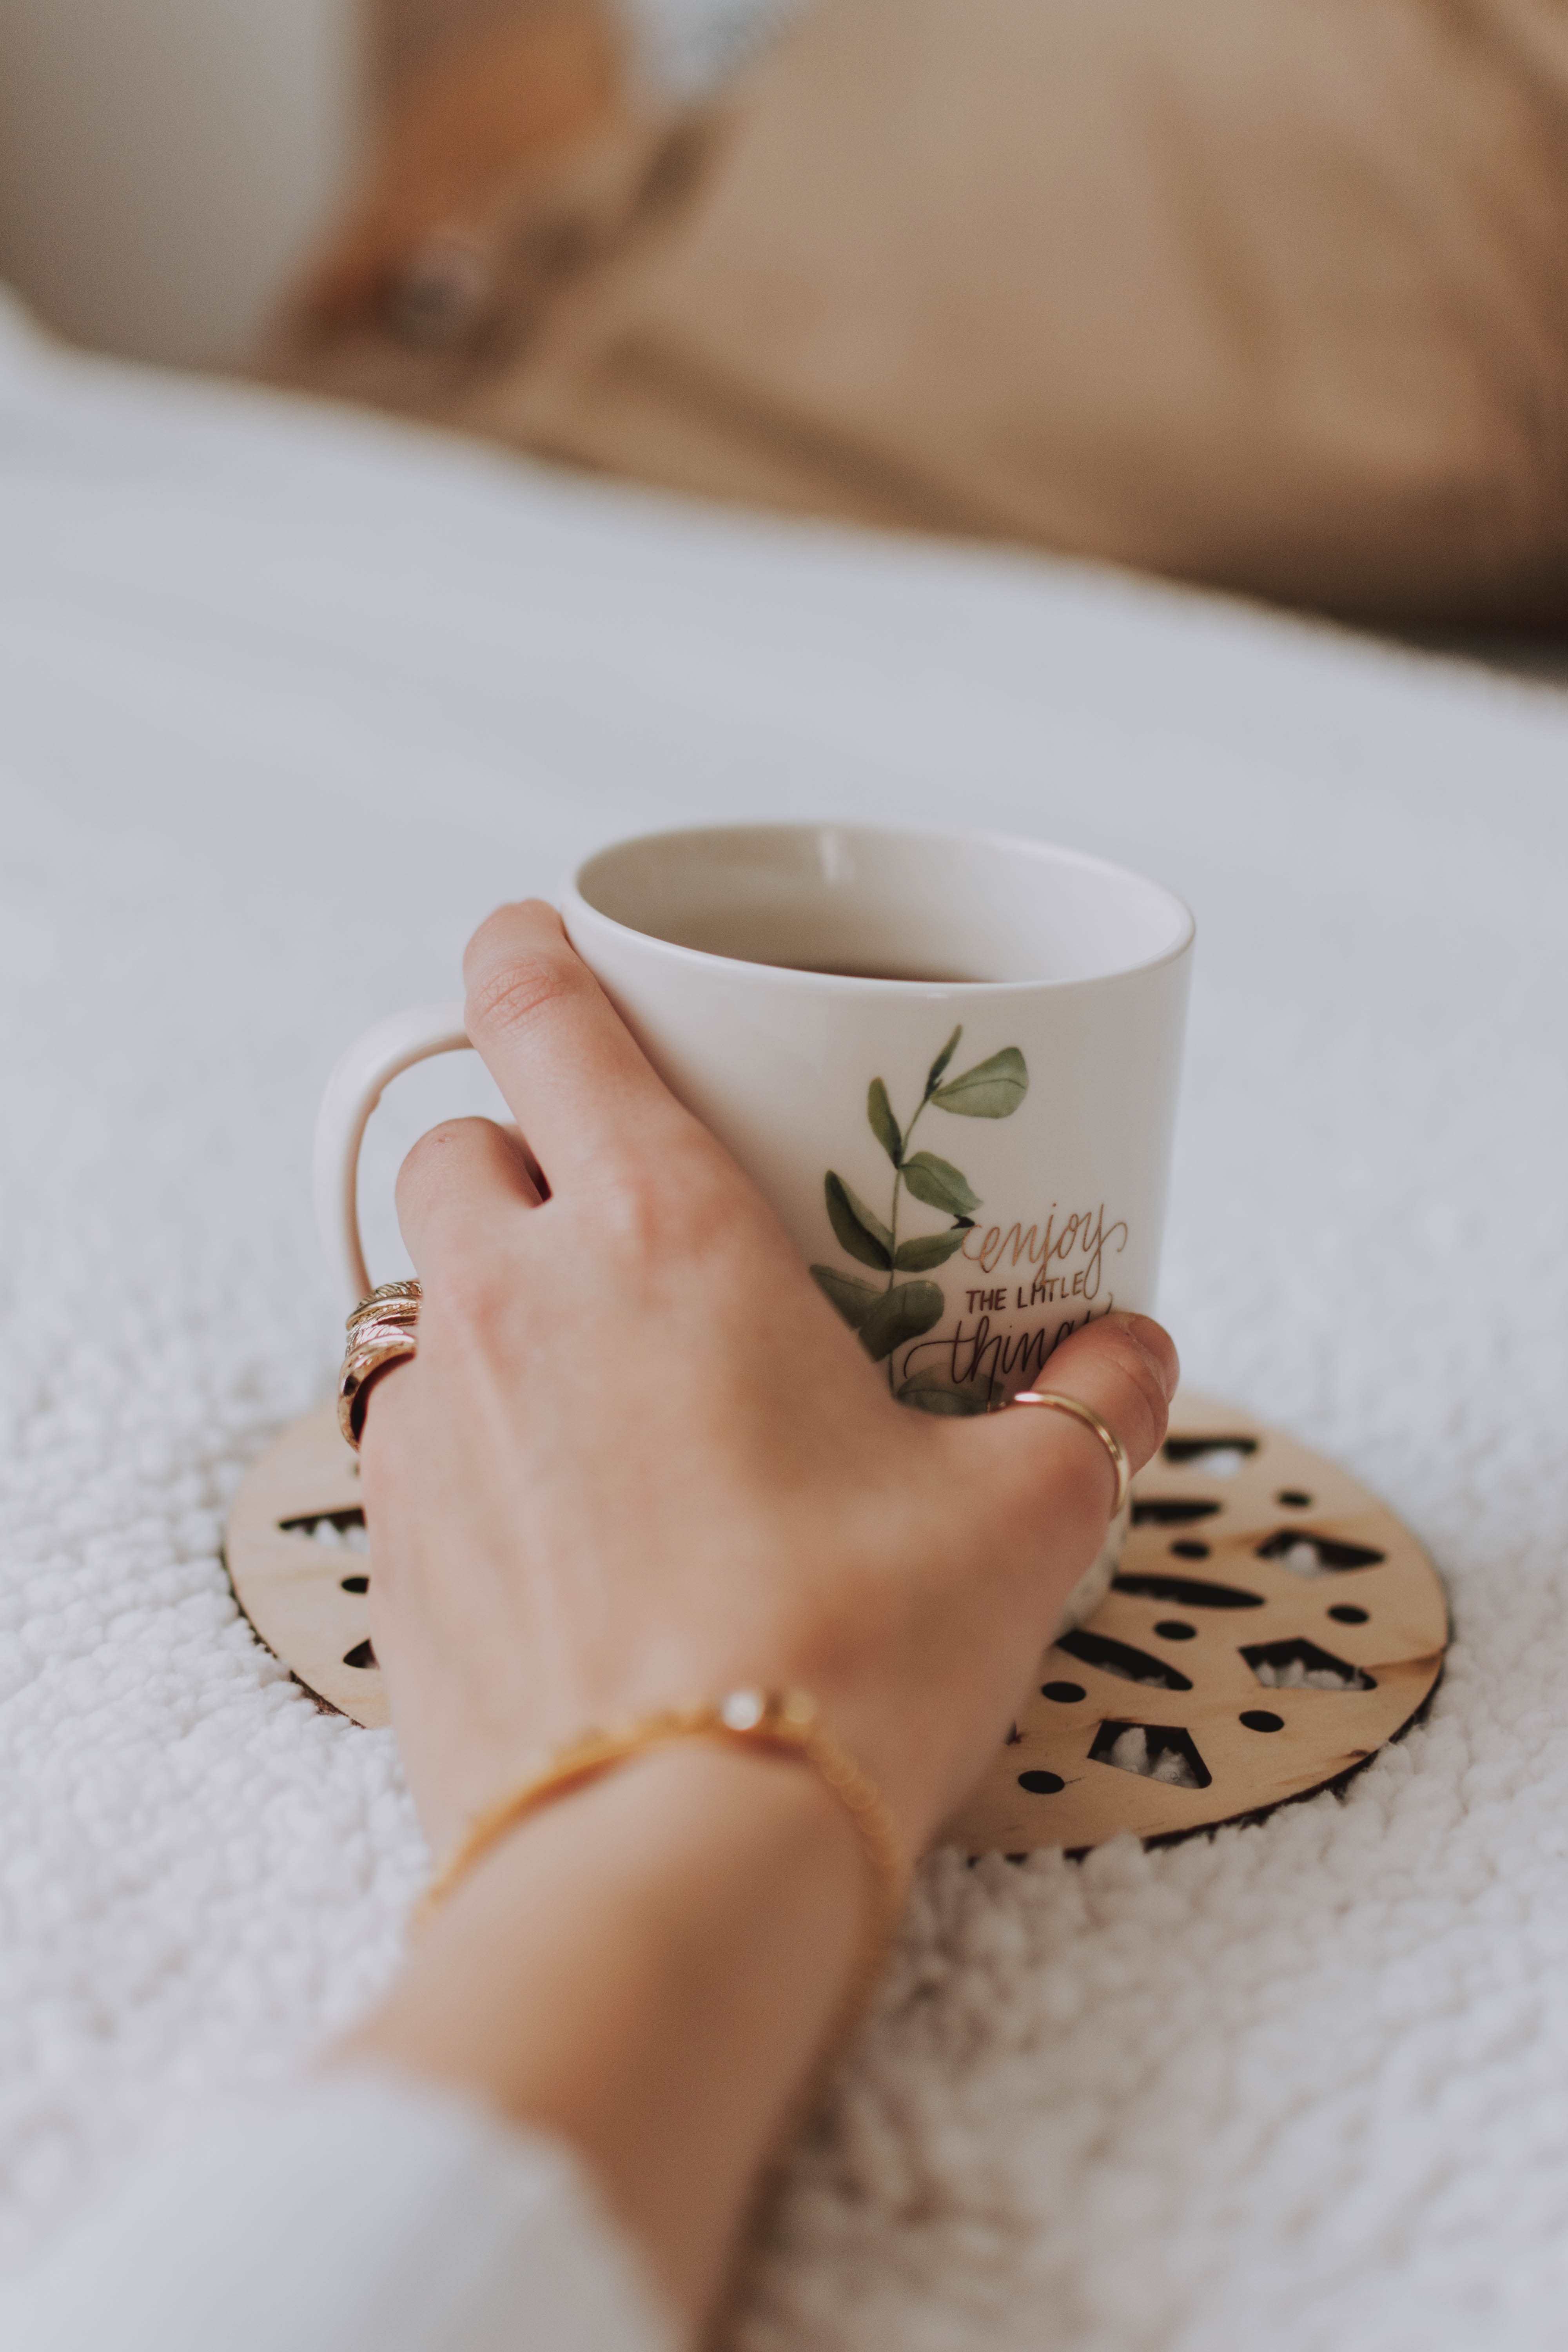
<box><xmin>341</xmin><ymin>1740</ymin><xmax>875</xmax><ymax>2326</ymax></box>
<box><xmin>419</xmin><ymin>1685</ymin><xmax>907</xmax><ymax>1928</ymax></box>
<box><xmin>438</xmin><ymin>1733</ymin><xmax>874</xmax><ymax>1977</ymax></box>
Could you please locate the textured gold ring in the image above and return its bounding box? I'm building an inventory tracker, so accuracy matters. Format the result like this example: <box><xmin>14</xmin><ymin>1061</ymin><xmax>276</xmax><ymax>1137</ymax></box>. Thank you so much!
<box><xmin>1010</xmin><ymin>1387</ymin><xmax>1131</xmax><ymax>1517</ymax></box>
<box><xmin>338</xmin><ymin>1278</ymin><xmax>422</xmax><ymax>1448</ymax></box>
<box><xmin>346</xmin><ymin>1277</ymin><xmax>421</xmax><ymax>1335</ymax></box>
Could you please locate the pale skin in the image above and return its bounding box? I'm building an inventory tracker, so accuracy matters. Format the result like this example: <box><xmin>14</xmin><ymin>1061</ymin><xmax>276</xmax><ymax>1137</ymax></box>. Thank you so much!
<box><xmin>340</xmin><ymin>900</ymin><xmax>1179</xmax><ymax>2341</ymax></box>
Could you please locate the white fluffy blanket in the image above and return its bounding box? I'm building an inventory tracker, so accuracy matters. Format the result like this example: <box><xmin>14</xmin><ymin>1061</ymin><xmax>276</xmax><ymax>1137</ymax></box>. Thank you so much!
<box><xmin>3</xmin><ymin>290</ymin><xmax>1567</xmax><ymax>2350</ymax></box>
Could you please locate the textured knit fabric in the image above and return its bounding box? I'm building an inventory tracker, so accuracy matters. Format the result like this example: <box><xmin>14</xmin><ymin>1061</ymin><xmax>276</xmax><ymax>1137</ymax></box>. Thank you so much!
<box><xmin>3</xmin><ymin>289</ymin><xmax>1568</xmax><ymax>2348</ymax></box>
<box><xmin>0</xmin><ymin>2069</ymin><xmax>673</xmax><ymax>2352</ymax></box>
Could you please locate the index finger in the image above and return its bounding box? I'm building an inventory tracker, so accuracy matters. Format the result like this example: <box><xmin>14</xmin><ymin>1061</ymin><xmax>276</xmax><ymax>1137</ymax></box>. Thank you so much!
<box><xmin>462</xmin><ymin>900</ymin><xmax>697</xmax><ymax>1194</ymax></box>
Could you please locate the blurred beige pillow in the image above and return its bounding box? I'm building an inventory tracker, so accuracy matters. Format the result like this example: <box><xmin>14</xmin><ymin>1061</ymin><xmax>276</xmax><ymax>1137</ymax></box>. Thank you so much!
<box><xmin>272</xmin><ymin>0</ymin><xmax>1568</xmax><ymax>628</ymax></box>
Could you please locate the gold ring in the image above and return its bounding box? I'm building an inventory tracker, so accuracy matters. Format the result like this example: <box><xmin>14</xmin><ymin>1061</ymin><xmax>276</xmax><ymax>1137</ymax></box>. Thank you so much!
<box><xmin>338</xmin><ymin>1279</ymin><xmax>422</xmax><ymax>1448</ymax></box>
<box><xmin>1009</xmin><ymin>1388</ymin><xmax>1131</xmax><ymax>1517</ymax></box>
<box><xmin>346</xmin><ymin>1276</ymin><xmax>421</xmax><ymax>1336</ymax></box>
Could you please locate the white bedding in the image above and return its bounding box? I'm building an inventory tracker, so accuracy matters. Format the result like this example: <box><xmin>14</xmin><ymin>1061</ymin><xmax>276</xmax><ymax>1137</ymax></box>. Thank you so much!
<box><xmin>3</xmin><ymin>288</ymin><xmax>1568</xmax><ymax>2350</ymax></box>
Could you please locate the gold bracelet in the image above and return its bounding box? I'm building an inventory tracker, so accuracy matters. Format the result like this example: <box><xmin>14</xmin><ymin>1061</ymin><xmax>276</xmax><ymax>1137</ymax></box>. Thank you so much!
<box><xmin>415</xmin><ymin>1686</ymin><xmax>909</xmax><ymax>1991</ymax></box>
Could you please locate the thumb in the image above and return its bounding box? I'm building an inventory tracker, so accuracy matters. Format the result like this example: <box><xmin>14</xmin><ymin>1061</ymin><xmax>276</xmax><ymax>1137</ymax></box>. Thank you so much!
<box><xmin>973</xmin><ymin>1311</ymin><xmax>1179</xmax><ymax>1542</ymax></box>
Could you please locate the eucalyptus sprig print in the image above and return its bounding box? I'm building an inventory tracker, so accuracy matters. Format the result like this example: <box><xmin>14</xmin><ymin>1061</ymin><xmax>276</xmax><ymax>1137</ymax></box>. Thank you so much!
<box><xmin>810</xmin><ymin>1025</ymin><xmax>1029</xmax><ymax>1397</ymax></box>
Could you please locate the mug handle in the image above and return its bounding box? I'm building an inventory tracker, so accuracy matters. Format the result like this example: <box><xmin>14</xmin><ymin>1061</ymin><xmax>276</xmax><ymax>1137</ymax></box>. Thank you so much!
<box><xmin>313</xmin><ymin>1001</ymin><xmax>469</xmax><ymax>1305</ymax></box>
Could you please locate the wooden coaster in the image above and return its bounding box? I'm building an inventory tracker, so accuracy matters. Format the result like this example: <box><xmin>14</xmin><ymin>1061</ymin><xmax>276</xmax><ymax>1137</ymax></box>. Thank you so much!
<box><xmin>225</xmin><ymin>1402</ymin><xmax>385</xmax><ymax>1728</ymax></box>
<box><xmin>224</xmin><ymin>1391</ymin><xmax>1448</xmax><ymax>1847</ymax></box>
<box><xmin>944</xmin><ymin>1391</ymin><xmax>1448</xmax><ymax>1852</ymax></box>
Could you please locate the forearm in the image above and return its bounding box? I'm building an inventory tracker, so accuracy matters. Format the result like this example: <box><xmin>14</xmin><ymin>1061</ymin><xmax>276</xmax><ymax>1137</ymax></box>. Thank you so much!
<box><xmin>338</xmin><ymin>1743</ymin><xmax>870</xmax><ymax>2332</ymax></box>
<box><xmin>333</xmin><ymin>904</ymin><xmax>1175</xmax><ymax>2335</ymax></box>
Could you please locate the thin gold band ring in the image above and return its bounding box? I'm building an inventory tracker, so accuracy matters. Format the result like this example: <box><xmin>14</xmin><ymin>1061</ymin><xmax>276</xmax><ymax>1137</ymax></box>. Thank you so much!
<box><xmin>1009</xmin><ymin>1388</ymin><xmax>1131</xmax><ymax>1517</ymax></box>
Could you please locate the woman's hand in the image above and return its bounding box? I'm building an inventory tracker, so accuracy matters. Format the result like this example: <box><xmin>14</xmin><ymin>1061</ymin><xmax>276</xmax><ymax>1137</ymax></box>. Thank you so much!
<box><xmin>360</xmin><ymin>899</ymin><xmax>1177</xmax><ymax>1862</ymax></box>
<box><xmin>346</xmin><ymin>899</ymin><xmax>1178</xmax><ymax>2334</ymax></box>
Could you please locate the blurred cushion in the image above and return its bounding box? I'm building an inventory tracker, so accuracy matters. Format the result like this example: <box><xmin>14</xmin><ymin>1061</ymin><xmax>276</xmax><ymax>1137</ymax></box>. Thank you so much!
<box><xmin>272</xmin><ymin>0</ymin><xmax>1568</xmax><ymax>628</ymax></box>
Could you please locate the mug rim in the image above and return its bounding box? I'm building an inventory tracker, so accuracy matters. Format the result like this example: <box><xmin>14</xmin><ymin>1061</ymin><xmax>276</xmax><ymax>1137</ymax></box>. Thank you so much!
<box><xmin>564</xmin><ymin>818</ymin><xmax>1195</xmax><ymax>994</ymax></box>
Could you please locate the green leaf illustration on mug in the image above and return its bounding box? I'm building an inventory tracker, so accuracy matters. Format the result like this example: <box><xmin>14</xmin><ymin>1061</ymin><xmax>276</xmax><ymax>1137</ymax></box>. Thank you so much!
<box><xmin>900</xmin><ymin>1153</ymin><xmax>979</xmax><ymax>1218</ymax></box>
<box><xmin>823</xmin><ymin>1172</ymin><xmax>893</xmax><ymax>1270</ymax></box>
<box><xmin>894</xmin><ymin>1367</ymin><xmax>1007</xmax><ymax>1417</ymax></box>
<box><xmin>929</xmin><ymin>1044</ymin><xmax>1028</xmax><ymax>1119</ymax></box>
<box><xmin>867</xmin><ymin>1078</ymin><xmax>902</xmax><ymax>1166</ymax></box>
<box><xmin>809</xmin><ymin>1024</ymin><xmax>1029</xmax><ymax>1397</ymax></box>
<box><xmin>892</xmin><ymin>1229</ymin><xmax>967</xmax><ymax>1272</ymax></box>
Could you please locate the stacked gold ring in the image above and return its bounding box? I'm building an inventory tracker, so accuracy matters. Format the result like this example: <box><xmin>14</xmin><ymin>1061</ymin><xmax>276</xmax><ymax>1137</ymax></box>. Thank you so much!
<box><xmin>338</xmin><ymin>1278</ymin><xmax>422</xmax><ymax>1448</ymax></box>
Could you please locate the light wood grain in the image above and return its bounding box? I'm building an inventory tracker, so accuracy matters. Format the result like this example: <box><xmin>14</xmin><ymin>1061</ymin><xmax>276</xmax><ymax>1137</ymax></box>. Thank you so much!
<box><xmin>945</xmin><ymin>1392</ymin><xmax>1447</xmax><ymax>1852</ymax></box>
<box><xmin>224</xmin><ymin>1401</ymin><xmax>387</xmax><ymax>1729</ymax></box>
<box><xmin>225</xmin><ymin>1391</ymin><xmax>1448</xmax><ymax>1848</ymax></box>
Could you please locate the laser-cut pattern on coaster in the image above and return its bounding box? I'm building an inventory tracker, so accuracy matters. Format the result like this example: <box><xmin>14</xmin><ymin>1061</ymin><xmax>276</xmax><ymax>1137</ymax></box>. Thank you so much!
<box><xmin>224</xmin><ymin>1404</ymin><xmax>388</xmax><ymax>1728</ymax></box>
<box><xmin>223</xmin><ymin>1392</ymin><xmax>1448</xmax><ymax>1847</ymax></box>
<box><xmin>943</xmin><ymin>1391</ymin><xmax>1448</xmax><ymax>1853</ymax></box>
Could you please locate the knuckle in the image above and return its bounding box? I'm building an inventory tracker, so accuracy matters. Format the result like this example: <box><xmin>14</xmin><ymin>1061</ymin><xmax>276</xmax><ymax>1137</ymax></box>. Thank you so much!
<box><xmin>569</xmin><ymin>1110</ymin><xmax>698</xmax><ymax>1238</ymax></box>
<box><xmin>465</xmin><ymin>947</ymin><xmax>583</xmax><ymax>1042</ymax></box>
<box><xmin>425</xmin><ymin>1252</ymin><xmax>510</xmax><ymax>1350</ymax></box>
<box><xmin>595</xmin><ymin>1162</ymin><xmax>679</xmax><ymax>1260</ymax></box>
<box><xmin>395</xmin><ymin>1118</ymin><xmax>488</xmax><ymax>1221</ymax></box>
<box><xmin>596</xmin><ymin>1144</ymin><xmax>752</xmax><ymax>1270</ymax></box>
<box><xmin>398</xmin><ymin>1116</ymin><xmax>485</xmax><ymax>1183</ymax></box>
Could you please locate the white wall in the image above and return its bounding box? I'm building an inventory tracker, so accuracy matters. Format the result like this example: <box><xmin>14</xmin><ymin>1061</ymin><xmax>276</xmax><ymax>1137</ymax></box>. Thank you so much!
<box><xmin>0</xmin><ymin>0</ymin><xmax>361</xmax><ymax>369</ymax></box>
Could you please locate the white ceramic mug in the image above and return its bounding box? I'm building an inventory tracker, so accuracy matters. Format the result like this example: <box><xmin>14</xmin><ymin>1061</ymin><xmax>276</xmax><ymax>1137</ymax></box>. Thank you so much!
<box><xmin>315</xmin><ymin>822</ymin><xmax>1192</xmax><ymax>1618</ymax></box>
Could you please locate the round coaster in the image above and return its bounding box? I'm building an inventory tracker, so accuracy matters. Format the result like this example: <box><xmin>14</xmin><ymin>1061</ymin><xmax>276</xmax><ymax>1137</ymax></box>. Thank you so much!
<box><xmin>225</xmin><ymin>1401</ymin><xmax>385</xmax><ymax>1729</ymax></box>
<box><xmin>224</xmin><ymin>1390</ymin><xmax>1448</xmax><ymax>1846</ymax></box>
<box><xmin>943</xmin><ymin>1391</ymin><xmax>1448</xmax><ymax>1853</ymax></box>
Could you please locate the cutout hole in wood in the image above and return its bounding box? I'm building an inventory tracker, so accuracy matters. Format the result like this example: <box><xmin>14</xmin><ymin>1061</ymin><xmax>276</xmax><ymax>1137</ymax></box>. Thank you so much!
<box><xmin>1112</xmin><ymin>1571</ymin><xmax>1264</xmax><ymax>1610</ymax></box>
<box><xmin>1131</xmin><ymin>1497</ymin><xmax>1221</xmax><ymax>1528</ymax></box>
<box><xmin>1041</xmin><ymin>1680</ymin><xmax>1086</xmax><ymax>1703</ymax></box>
<box><xmin>1254</xmin><ymin>1529</ymin><xmax>1387</xmax><ymax>1575</ymax></box>
<box><xmin>280</xmin><ymin>1508</ymin><xmax>368</xmax><ymax>1555</ymax></box>
<box><xmin>343</xmin><ymin>1639</ymin><xmax>377</xmax><ymax>1670</ymax></box>
<box><xmin>1161</xmin><ymin>1435</ymin><xmax>1258</xmax><ymax>1475</ymax></box>
<box><xmin>1240</xmin><ymin>1710</ymin><xmax>1284</xmax><ymax>1733</ymax></box>
<box><xmin>340</xmin><ymin>1574</ymin><xmax>369</xmax><ymax>1595</ymax></box>
<box><xmin>1089</xmin><ymin>1720</ymin><xmax>1211</xmax><ymax>1789</ymax></box>
<box><xmin>1154</xmin><ymin>1619</ymin><xmax>1197</xmax><ymax>1641</ymax></box>
<box><xmin>1241</xmin><ymin>1637</ymin><xmax>1375</xmax><ymax>1692</ymax></box>
<box><xmin>1058</xmin><ymin>1627</ymin><xmax>1193</xmax><ymax>1692</ymax></box>
<box><xmin>1169</xmin><ymin>1539</ymin><xmax>1210</xmax><ymax>1559</ymax></box>
<box><xmin>1328</xmin><ymin>1603</ymin><xmax>1370</xmax><ymax>1625</ymax></box>
<box><xmin>1277</xmin><ymin>1489</ymin><xmax>1313</xmax><ymax>1508</ymax></box>
<box><xmin>1018</xmin><ymin>1770</ymin><xmax>1065</xmax><ymax>1795</ymax></box>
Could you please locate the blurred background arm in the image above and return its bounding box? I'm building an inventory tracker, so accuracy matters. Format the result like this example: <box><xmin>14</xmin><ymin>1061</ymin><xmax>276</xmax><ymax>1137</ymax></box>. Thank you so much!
<box><xmin>0</xmin><ymin>0</ymin><xmax>780</xmax><ymax>367</ymax></box>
